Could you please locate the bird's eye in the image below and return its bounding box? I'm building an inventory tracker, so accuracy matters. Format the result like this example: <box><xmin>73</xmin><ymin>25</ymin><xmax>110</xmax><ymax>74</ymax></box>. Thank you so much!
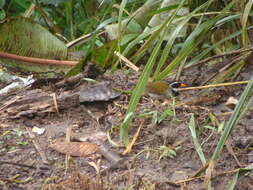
<box><xmin>170</xmin><ymin>82</ymin><xmax>181</xmax><ymax>88</ymax></box>
<box><xmin>170</xmin><ymin>82</ymin><xmax>187</xmax><ymax>88</ymax></box>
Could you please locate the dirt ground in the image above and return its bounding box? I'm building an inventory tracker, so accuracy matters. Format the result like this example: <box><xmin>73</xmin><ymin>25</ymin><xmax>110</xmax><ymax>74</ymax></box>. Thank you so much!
<box><xmin>0</xmin><ymin>62</ymin><xmax>253</xmax><ymax>190</ymax></box>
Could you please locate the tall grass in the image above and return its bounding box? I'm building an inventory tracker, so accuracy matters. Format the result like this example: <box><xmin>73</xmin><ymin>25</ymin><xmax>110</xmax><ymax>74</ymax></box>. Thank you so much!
<box><xmin>120</xmin><ymin>0</ymin><xmax>245</xmax><ymax>145</ymax></box>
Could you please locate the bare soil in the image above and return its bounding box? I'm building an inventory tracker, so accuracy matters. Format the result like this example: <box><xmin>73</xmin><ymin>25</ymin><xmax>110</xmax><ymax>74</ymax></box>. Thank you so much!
<box><xmin>0</xmin><ymin>63</ymin><xmax>253</xmax><ymax>190</ymax></box>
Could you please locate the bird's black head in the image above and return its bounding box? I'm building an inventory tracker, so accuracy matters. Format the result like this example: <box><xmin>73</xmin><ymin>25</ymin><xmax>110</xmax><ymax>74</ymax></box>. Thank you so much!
<box><xmin>169</xmin><ymin>82</ymin><xmax>186</xmax><ymax>96</ymax></box>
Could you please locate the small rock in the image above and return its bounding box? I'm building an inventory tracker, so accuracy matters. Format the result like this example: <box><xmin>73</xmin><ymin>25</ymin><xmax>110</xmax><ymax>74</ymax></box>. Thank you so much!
<box><xmin>182</xmin><ymin>161</ymin><xmax>199</xmax><ymax>170</ymax></box>
<box><xmin>169</xmin><ymin>170</ymin><xmax>188</xmax><ymax>181</ymax></box>
<box><xmin>225</xmin><ymin>97</ymin><xmax>238</xmax><ymax>110</ymax></box>
<box><xmin>32</xmin><ymin>126</ymin><xmax>45</xmax><ymax>135</ymax></box>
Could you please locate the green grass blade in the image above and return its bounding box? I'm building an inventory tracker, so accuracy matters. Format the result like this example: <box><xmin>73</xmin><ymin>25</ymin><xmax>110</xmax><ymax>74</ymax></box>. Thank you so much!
<box><xmin>211</xmin><ymin>59</ymin><xmax>246</xmax><ymax>83</ymax></box>
<box><xmin>153</xmin><ymin>1</ymin><xmax>211</xmax><ymax>80</ymax></box>
<box><xmin>120</xmin><ymin>0</ymin><xmax>188</xmax><ymax>145</ymax></box>
<box><xmin>188</xmin><ymin>114</ymin><xmax>207</xmax><ymax>165</ymax></box>
<box><xmin>157</xmin><ymin>15</ymin><xmax>223</xmax><ymax>81</ymax></box>
<box><xmin>226</xmin><ymin>163</ymin><xmax>253</xmax><ymax>190</ymax></box>
<box><xmin>118</xmin><ymin>0</ymin><xmax>127</xmax><ymax>33</ymax></box>
<box><xmin>65</xmin><ymin>0</ymin><xmax>74</xmax><ymax>40</ymax></box>
<box><xmin>211</xmin><ymin>76</ymin><xmax>253</xmax><ymax>162</ymax></box>
<box><xmin>241</xmin><ymin>0</ymin><xmax>253</xmax><ymax>47</ymax></box>
<box><xmin>132</xmin><ymin>0</ymin><xmax>187</xmax><ymax>64</ymax></box>
<box><xmin>157</xmin><ymin>0</ymin><xmax>237</xmax><ymax>81</ymax></box>
<box><xmin>187</xmin><ymin>27</ymin><xmax>247</xmax><ymax>67</ymax></box>
<box><xmin>122</xmin><ymin>25</ymin><xmax>160</xmax><ymax>55</ymax></box>
<box><xmin>120</xmin><ymin>30</ymin><xmax>167</xmax><ymax>145</ymax></box>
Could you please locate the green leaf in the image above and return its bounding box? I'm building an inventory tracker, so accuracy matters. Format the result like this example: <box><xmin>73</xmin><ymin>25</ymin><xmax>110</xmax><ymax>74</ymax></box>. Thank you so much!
<box><xmin>0</xmin><ymin>9</ymin><xmax>5</xmax><ymax>20</ymax></box>
<box><xmin>120</xmin><ymin>0</ymin><xmax>188</xmax><ymax>146</ymax></box>
<box><xmin>187</xmin><ymin>28</ymin><xmax>246</xmax><ymax>66</ymax></box>
<box><xmin>241</xmin><ymin>0</ymin><xmax>253</xmax><ymax>47</ymax></box>
<box><xmin>127</xmin><ymin>19</ymin><xmax>142</xmax><ymax>34</ymax></box>
<box><xmin>188</xmin><ymin>114</ymin><xmax>207</xmax><ymax>165</ymax></box>
<box><xmin>211</xmin><ymin>76</ymin><xmax>253</xmax><ymax>162</ymax></box>
<box><xmin>157</xmin><ymin>15</ymin><xmax>225</xmax><ymax>81</ymax></box>
<box><xmin>0</xmin><ymin>18</ymin><xmax>69</xmax><ymax>74</ymax></box>
<box><xmin>41</xmin><ymin>0</ymin><xmax>67</xmax><ymax>6</ymax></box>
<box><xmin>157</xmin><ymin>109</ymin><xmax>174</xmax><ymax>124</ymax></box>
<box><xmin>0</xmin><ymin>0</ymin><xmax>5</xmax><ymax>8</ymax></box>
<box><xmin>96</xmin><ymin>17</ymin><xmax>118</xmax><ymax>32</ymax></box>
<box><xmin>153</xmin><ymin>1</ymin><xmax>210</xmax><ymax>79</ymax></box>
<box><xmin>157</xmin><ymin>0</ymin><xmax>237</xmax><ymax>80</ymax></box>
<box><xmin>120</xmin><ymin>30</ymin><xmax>166</xmax><ymax>145</ymax></box>
<box><xmin>65</xmin><ymin>0</ymin><xmax>74</xmax><ymax>39</ymax></box>
<box><xmin>203</xmin><ymin>125</ymin><xmax>217</xmax><ymax>132</ymax></box>
<box><xmin>92</xmin><ymin>39</ymin><xmax>118</xmax><ymax>68</ymax></box>
<box><xmin>149</xmin><ymin>4</ymin><xmax>179</xmax><ymax>16</ymax></box>
<box><xmin>121</xmin><ymin>25</ymin><xmax>160</xmax><ymax>57</ymax></box>
<box><xmin>0</xmin><ymin>18</ymin><xmax>67</xmax><ymax>59</ymax></box>
<box><xmin>214</xmin><ymin>14</ymin><xmax>240</xmax><ymax>27</ymax></box>
<box><xmin>13</xmin><ymin>0</ymin><xmax>31</xmax><ymax>9</ymax></box>
<box><xmin>65</xmin><ymin>60</ymin><xmax>83</xmax><ymax>77</ymax></box>
<box><xmin>217</xmin><ymin>121</ymin><xmax>225</xmax><ymax>133</ymax></box>
<box><xmin>120</xmin><ymin>33</ymin><xmax>138</xmax><ymax>46</ymax></box>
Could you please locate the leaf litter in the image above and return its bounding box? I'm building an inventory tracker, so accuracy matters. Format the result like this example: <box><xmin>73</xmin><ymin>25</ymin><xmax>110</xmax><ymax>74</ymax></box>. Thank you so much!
<box><xmin>0</xmin><ymin>63</ymin><xmax>253</xmax><ymax>189</ymax></box>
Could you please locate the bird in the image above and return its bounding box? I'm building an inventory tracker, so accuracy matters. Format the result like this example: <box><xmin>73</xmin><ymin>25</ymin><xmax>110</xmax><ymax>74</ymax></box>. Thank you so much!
<box><xmin>145</xmin><ymin>81</ymin><xmax>186</xmax><ymax>99</ymax></box>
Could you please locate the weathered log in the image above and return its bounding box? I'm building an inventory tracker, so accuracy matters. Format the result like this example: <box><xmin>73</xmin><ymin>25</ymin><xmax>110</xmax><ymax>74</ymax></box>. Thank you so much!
<box><xmin>0</xmin><ymin>89</ymin><xmax>79</xmax><ymax>118</ymax></box>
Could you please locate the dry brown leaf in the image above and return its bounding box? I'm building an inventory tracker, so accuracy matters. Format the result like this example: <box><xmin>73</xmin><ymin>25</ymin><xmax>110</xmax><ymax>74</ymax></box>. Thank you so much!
<box><xmin>49</xmin><ymin>140</ymin><xmax>97</xmax><ymax>157</ymax></box>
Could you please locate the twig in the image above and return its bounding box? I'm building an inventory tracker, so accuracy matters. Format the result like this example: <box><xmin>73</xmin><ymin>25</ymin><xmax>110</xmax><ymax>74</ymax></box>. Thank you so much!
<box><xmin>24</xmin><ymin>3</ymin><xmax>35</xmax><ymax>18</ymax></box>
<box><xmin>226</xmin><ymin>139</ymin><xmax>243</xmax><ymax>167</ymax></box>
<box><xmin>66</xmin><ymin>31</ymin><xmax>105</xmax><ymax>48</ymax></box>
<box><xmin>55</xmin><ymin>62</ymin><xmax>95</xmax><ymax>88</ymax></box>
<box><xmin>122</xmin><ymin>119</ymin><xmax>145</xmax><ymax>155</ymax></box>
<box><xmin>184</xmin><ymin>47</ymin><xmax>253</xmax><ymax>70</ymax></box>
<box><xmin>35</xmin><ymin>2</ymin><xmax>61</xmax><ymax>34</ymax></box>
<box><xmin>191</xmin><ymin>163</ymin><xmax>209</xmax><ymax>178</ymax></box>
<box><xmin>52</xmin><ymin>93</ymin><xmax>59</xmax><ymax>114</ymax></box>
<box><xmin>176</xmin><ymin>57</ymin><xmax>187</xmax><ymax>81</ymax></box>
<box><xmin>64</xmin><ymin>124</ymin><xmax>73</xmax><ymax>175</ymax></box>
<box><xmin>0</xmin><ymin>161</ymin><xmax>36</xmax><ymax>169</ymax></box>
<box><xmin>174</xmin><ymin>168</ymin><xmax>240</xmax><ymax>184</ymax></box>
<box><xmin>201</xmin><ymin>55</ymin><xmax>243</xmax><ymax>85</ymax></box>
<box><xmin>178</xmin><ymin>81</ymin><xmax>249</xmax><ymax>92</ymax></box>
<box><xmin>0</xmin><ymin>51</ymin><xmax>78</xmax><ymax>66</ymax></box>
<box><xmin>215</xmin><ymin>112</ymin><xmax>233</xmax><ymax>117</ymax></box>
<box><xmin>114</xmin><ymin>51</ymin><xmax>139</xmax><ymax>72</ymax></box>
<box><xmin>26</xmin><ymin>127</ymin><xmax>49</xmax><ymax>164</ymax></box>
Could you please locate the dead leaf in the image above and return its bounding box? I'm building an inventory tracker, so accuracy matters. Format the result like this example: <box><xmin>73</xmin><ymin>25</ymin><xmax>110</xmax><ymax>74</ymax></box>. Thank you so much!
<box><xmin>123</xmin><ymin>120</ymin><xmax>144</xmax><ymax>155</ymax></box>
<box><xmin>49</xmin><ymin>140</ymin><xmax>97</xmax><ymax>157</ymax></box>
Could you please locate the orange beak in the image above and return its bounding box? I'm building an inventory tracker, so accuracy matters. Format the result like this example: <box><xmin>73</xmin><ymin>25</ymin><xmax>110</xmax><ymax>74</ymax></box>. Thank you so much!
<box><xmin>179</xmin><ymin>83</ymin><xmax>187</xmax><ymax>88</ymax></box>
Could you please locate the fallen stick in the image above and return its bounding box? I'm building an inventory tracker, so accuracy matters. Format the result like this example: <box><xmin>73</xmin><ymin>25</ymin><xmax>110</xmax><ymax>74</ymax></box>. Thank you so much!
<box><xmin>26</xmin><ymin>127</ymin><xmax>49</xmax><ymax>164</ymax></box>
<box><xmin>0</xmin><ymin>51</ymin><xmax>78</xmax><ymax>66</ymax></box>
<box><xmin>178</xmin><ymin>81</ymin><xmax>249</xmax><ymax>92</ymax></box>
